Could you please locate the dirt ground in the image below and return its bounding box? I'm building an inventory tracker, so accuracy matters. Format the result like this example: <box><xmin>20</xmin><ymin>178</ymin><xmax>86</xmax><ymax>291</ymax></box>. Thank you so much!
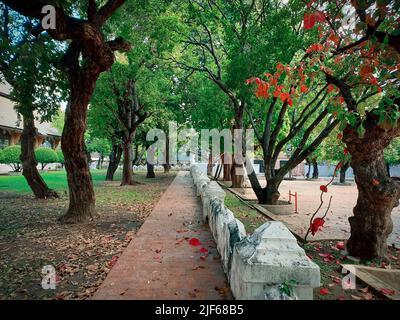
<box><xmin>229</xmin><ymin>177</ymin><xmax>400</xmax><ymax>247</ymax></box>
<box><xmin>0</xmin><ymin>172</ymin><xmax>176</xmax><ymax>300</ymax></box>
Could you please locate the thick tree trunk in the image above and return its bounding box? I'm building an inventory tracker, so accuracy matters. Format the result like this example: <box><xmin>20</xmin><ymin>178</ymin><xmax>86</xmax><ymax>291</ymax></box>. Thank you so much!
<box><xmin>339</xmin><ymin>163</ymin><xmax>350</xmax><ymax>184</ymax></box>
<box><xmin>106</xmin><ymin>144</ymin><xmax>122</xmax><ymax>181</ymax></box>
<box><xmin>312</xmin><ymin>160</ymin><xmax>319</xmax><ymax>179</ymax></box>
<box><xmin>247</xmin><ymin>169</ymin><xmax>282</xmax><ymax>205</ymax></box>
<box><xmin>146</xmin><ymin>162</ymin><xmax>155</xmax><ymax>178</ymax></box>
<box><xmin>345</xmin><ymin>121</ymin><xmax>400</xmax><ymax>259</ymax></box>
<box><xmin>121</xmin><ymin>137</ymin><xmax>135</xmax><ymax>186</ymax></box>
<box><xmin>263</xmin><ymin>179</ymin><xmax>282</xmax><ymax>205</ymax></box>
<box><xmin>59</xmin><ymin>82</ymin><xmax>97</xmax><ymax>224</ymax></box>
<box><xmin>231</xmin><ymin>161</ymin><xmax>244</xmax><ymax>188</ymax></box>
<box><xmin>20</xmin><ymin>115</ymin><xmax>58</xmax><ymax>199</ymax></box>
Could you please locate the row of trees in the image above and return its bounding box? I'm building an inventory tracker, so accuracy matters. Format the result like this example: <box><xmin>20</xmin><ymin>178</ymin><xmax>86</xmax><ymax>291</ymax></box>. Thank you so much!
<box><xmin>1</xmin><ymin>0</ymin><xmax>398</xmax><ymax>260</ymax></box>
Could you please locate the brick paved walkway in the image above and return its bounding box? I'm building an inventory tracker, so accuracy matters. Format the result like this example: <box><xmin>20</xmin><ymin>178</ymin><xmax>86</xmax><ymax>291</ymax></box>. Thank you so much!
<box><xmin>93</xmin><ymin>171</ymin><xmax>231</xmax><ymax>300</ymax></box>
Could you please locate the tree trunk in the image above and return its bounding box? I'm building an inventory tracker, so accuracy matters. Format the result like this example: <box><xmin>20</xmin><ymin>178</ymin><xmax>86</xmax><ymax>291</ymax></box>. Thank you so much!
<box><xmin>97</xmin><ymin>155</ymin><xmax>102</xmax><ymax>169</ymax></box>
<box><xmin>222</xmin><ymin>153</ymin><xmax>232</xmax><ymax>181</ymax></box>
<box><xmin>20</xmin><ymin>115</ymin><xmax>58</xmax><ymax>199</ymax></box>
<box><xmin>163</xmin><ymin>137</ymin><xmax>171</xmax><ymax>173</ymax></box>
<box><xmin>147</xmin><ymin>162</ymin><xmax>155</xmax><ymax>178</ymax></box>
<box><xmin>231</xmin><ymin>161</ymin><xmax>244</xmax><ymax>188</ymax></box>
<box><xmin>106</xmin><ymin>144</ymin><xmax>122</xmax><ymax>181</ymax></box>
<box><xmin>345</xmin><ymin>121</ymin><xmax>400</xmax><ymax>259</ymax></box>
<box><xmin>230</xmin><ymin>101</ymin><xmax>245</xmax><ymax>188</ymax></box>
<box><xmin>306</xmin><ymin>160</ymin><xmax>311</xmax><ymax>178</ymax></box>
<box><xmin>339</xmin><ymin>163</ymin><xmax>350</xmax><ymax>184</ymax></box>
<box><xmin>59</xmin><ymin>81</ymin><xmax>97</xmax><ymax>224</ymax></box>
<box><xmin>263</xmin><ymin>178</ymin><xmax>282</xmax><ymax>205</ymax></box>
<box><xmin>121</xmin><ymin>137</ymin><xmax>135</xmax><ymax>186</ymax></box>
<box><xmin>312</xmin><ymin>160</ymin><xmax>319</xmax><ymax>179</ymax></box>
<box><xmin>247</xmin><ymin>166</ymin><xmax>282</xmax><ymax>205</ymax></box>
<box><xmin>146</xmin><ymin>145</ymin><xmax>156</xmax><ymax>178</ymax></box>
<box><xmin>386</xmin><ymin>162</ymin><xmax>391</xmax><ymax>177</ymax></box>
<box><xmin>207</xmin><ymin>153</ymin><xmax>213</xmax><ymax>176</ymax></box>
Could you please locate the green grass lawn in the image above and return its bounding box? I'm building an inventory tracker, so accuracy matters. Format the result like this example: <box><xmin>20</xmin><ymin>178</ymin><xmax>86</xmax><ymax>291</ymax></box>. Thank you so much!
<box><xmin>223</xmin><ymin>188</ymin><xmax>270</xmax><ymax>234</ymax></box>
<box><xmin>0</xmin><ymin>169</ymin><xmax>126</xmax><ymax>193</ymax></box>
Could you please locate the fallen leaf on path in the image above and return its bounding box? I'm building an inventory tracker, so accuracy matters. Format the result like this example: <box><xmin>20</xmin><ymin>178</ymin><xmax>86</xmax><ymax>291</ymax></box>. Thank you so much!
<box><xmin>319</xmin><ymin>288</ymin><xmax>330</xmax><ymax>295</ymax></box>
<box><xmin>199</xmin><ymin>247</ymin><xmax>208</xmax><ymax>254</ymax></box>
<box><xmin>192</xmin><ymin>266</ymin><xmax>205</xmax><ymax>270</ymax></box>
<box><xmin>189</xmin><ymin>238</ymin><xmax>201</xmax><ymax>246</ymax></box>
<box><xmin>380</xmin><ymin>288</ymin><xmax>396</xmax><ymax>296</ymax></box>
<box><xmin>336</xmin><ymin>241</ymin><xmax>345</xmax><ymax>250</ymax></box>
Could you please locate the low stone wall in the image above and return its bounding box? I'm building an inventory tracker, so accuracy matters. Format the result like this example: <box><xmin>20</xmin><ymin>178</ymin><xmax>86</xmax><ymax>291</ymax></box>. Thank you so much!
<box><xmin>190</xmin><ymin>164</ymin><xmax>320</xmax><ymax>300</ymax></box>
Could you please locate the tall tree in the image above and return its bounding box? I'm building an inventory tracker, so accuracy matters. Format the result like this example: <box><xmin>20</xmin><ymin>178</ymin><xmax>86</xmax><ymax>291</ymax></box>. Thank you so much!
<box><xmin>1</xmin><ymin>0</ymin><xmax>131</xmax><ymax>222</ymax></box>
<box><xmin>90</xmin><ymin>0</ymin><xmax>176</xmax><ymax>185</ymax></box>
<box><xmin>246</xmin><ymin>70</ymin><xmax>339</xmax><ymax>204</ymax></box>
<box><xmin>171</xmin><ymin>0</ymin><xmax>307</xmax><ymax>187</ymax></box>
<box><xmin>0</xmin><ymin>4</ymin><xmax>63</xmax><ymax>198</ymax></box>
<box><xmin>300</xmin><ymin>0</ymin><xmax>400</xmax><ymax>259</ymax></box>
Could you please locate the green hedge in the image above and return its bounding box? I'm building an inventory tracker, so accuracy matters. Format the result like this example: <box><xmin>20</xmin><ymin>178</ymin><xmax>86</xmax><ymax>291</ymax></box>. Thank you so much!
<box><xmin>57</xmin><ymin>150</ymin><xmax>64</xmax><ymax>164</ymax></box>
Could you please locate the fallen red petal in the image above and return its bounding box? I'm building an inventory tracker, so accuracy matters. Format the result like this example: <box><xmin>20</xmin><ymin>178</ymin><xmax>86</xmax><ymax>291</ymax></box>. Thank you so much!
<box><xmin>189</xmin><ymin>238</ymin><xmax>201</xmax><ymax>246</ymax></box>
<box><xmin>319</xmin><ymin>288</ymin><xmax>330</xmax><ymax>295</ymax></box>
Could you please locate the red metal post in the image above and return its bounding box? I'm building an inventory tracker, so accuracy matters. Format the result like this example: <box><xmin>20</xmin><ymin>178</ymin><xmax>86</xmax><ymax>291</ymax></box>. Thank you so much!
<box><xmin>289</xmin><ymin>190</ymin><xmax>298</xmax><ymax>214</ymax></box>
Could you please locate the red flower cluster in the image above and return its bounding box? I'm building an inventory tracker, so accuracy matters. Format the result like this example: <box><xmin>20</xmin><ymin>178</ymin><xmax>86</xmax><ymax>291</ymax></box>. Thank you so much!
<box><xmin>310</xmin><ymin>217</ymin><xmax>325</xmax><ymax>236</ymax></box>
<box><xmin>303</xmin><ymin>11</ymin><xmax>325</xmax><ymax>30</ymax></box>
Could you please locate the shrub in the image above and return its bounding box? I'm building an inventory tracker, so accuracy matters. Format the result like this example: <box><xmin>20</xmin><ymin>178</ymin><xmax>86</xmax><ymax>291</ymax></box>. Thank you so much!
<box><xmin>35</xmin><ymin>147</ymin><xmax>58</xmax><ymax>170</ymax></box>
<box><xmin>57</xmin><ymin>150</ymin><xmax>65</xmax><ymax>168</ymax></box>
<box><xmin>0</xmin><ymin>145</ymin><xmax>22</xmax><ymax>172</ymax></box>
<box><xmin>56</xmin><ymin>150</ymin><xmax>64</xmax><ymax>165</ymax></box>
<box><xmin>0</xmin><ymin>149</ymin><xmax>4</xmax><ymax>163</ymax></box>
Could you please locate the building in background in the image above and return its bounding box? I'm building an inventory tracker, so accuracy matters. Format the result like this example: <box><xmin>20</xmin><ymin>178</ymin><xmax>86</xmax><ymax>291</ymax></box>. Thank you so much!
<box><xmin>0</xmin><ymin>82</ymin><xmax>61</xmax><ymax>173</ymax></box>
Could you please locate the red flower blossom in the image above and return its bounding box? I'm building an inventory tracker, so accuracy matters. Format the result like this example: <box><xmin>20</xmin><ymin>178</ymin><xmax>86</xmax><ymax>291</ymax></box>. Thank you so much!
<box><xmin>279</xmin><ymin>92</ymin><xmax>290</xmax><ymax>103</ymax></box>
<box><xmin>310</xmin><ymin>218</ymin><xmax>325</xmax><ymax>236</ymax></box>
<box><xmin>320</xmin><ymin>185</ymin><xmax>328</xmax><ymax>193</ymax></box>
<box><xmin>304</xmin><ymin>12</ymin><xmax>316</xmax><ymax>30</ymax></box>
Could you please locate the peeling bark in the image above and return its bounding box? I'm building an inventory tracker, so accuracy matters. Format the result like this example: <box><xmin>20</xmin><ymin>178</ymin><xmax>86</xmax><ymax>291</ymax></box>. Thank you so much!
<box><xmin>106</xmin><ymin>144</ymin><xmax>122</xmax><ymax>181</ymax></box>
<box><xmin>20</xmin><ymin>114</ymin><xmax>58</xmax><ymax>199</ymax></box>
<box><xmin>344</xmin><ymin>118</ymin><xmax>400</xmax><ymax>259</ymax></box>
